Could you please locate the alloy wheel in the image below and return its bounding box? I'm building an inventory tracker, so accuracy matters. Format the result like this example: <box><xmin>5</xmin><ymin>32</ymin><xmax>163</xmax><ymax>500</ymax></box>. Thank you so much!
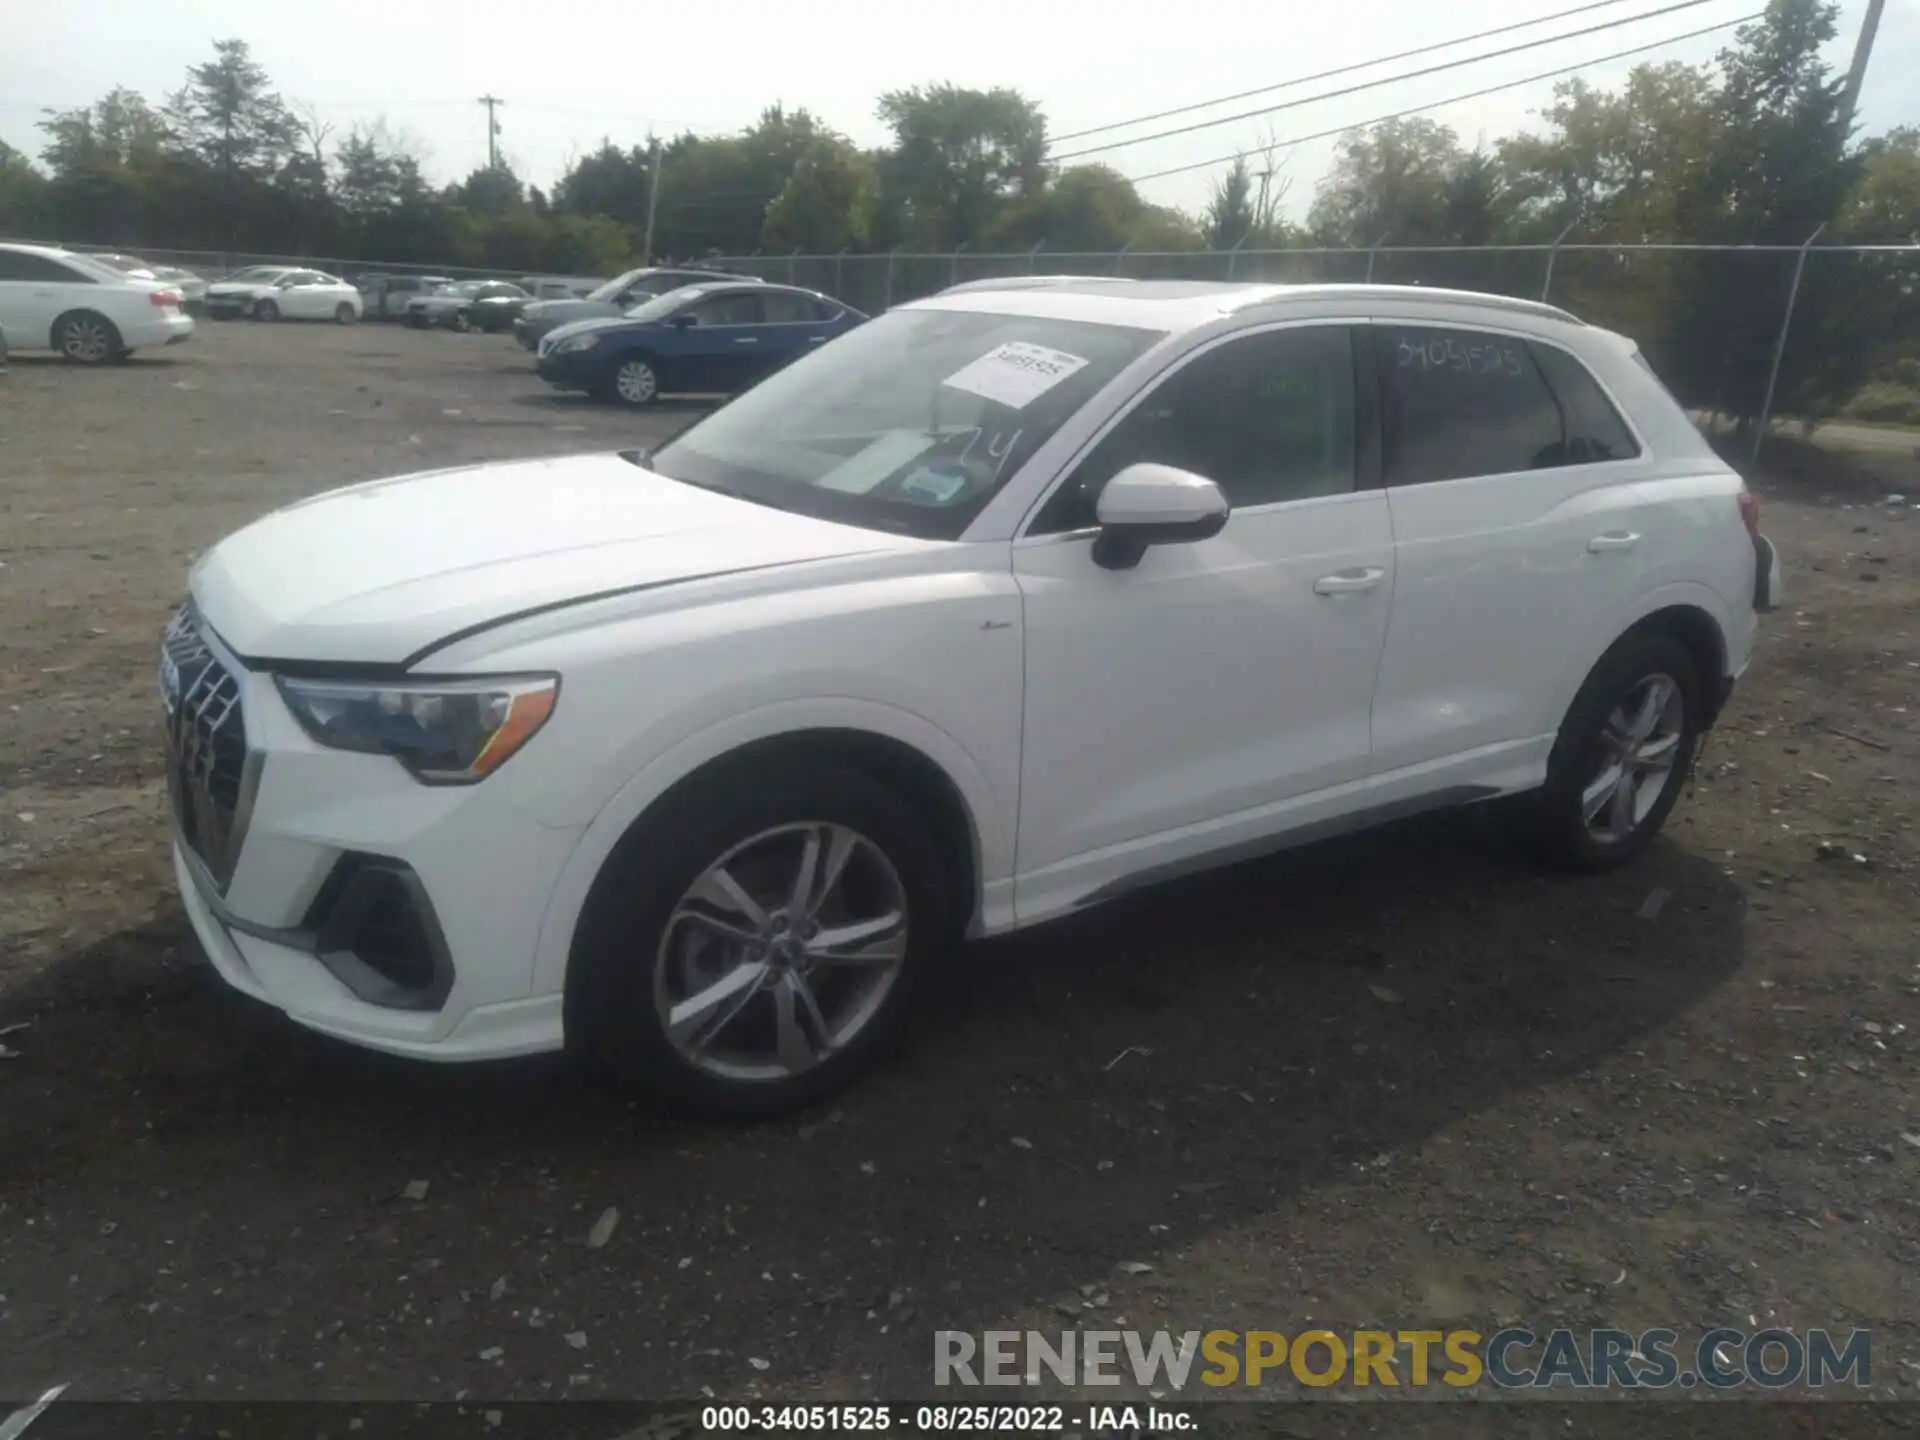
<box><xmin>60</xmin><ymin>317</ymin><xmax>112</xmax><ymax>363</ymax></box>
<box><xmin>615</xmin><ymin>360</ymin><xmax>658</xmax><ymax>405</ymax></box>
<box><xmin>1580</xmin><ymin>672</ymin><xmax>1685</xmax><ymax>844</ymax></box>
<box><xmin>653</xmin><ymin>822</ymin><xmax>910</xmax><ymax>1083</ymax></box>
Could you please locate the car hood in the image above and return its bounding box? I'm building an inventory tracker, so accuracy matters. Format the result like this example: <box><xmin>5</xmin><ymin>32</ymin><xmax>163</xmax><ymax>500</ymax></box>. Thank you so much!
<box><xmin>539</xmin><ymin>315</ymin><xmax>646</xmax><ymax>349</ymax></box>
<box><xmin>190</xmin><ymin>452</ymin><xmax>916</xmax><ymax>665</ymax></box>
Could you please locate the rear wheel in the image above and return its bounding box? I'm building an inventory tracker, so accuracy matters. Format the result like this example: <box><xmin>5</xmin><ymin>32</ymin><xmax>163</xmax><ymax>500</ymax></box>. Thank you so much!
<box><xmin>335</xmin><ymin>302</ymin><xmax>357</xmax><ymax>324</ymax></box>
<box><xmin>450</xmin><ymin>309</ymin><xmax>473</xmax><ymax>333</ymax></box>
<box><xmin>569</xmin><ymin>760</ymin><xmax>952</xmax><ymax>1119</ymax></box>
<box><xmin>1531</xmin><ymin>631</ymin><xmax>1702</xmax><ymax>871</ymax></box>
<box><xmin>54</xmin><ymin>311</ymin><xmax>121</xmax><ymax>364</ymax></box>
<box><xmin>254</xmin><ymin>298</ymin><xmax>280</xmax><ymax>322</ymax></box>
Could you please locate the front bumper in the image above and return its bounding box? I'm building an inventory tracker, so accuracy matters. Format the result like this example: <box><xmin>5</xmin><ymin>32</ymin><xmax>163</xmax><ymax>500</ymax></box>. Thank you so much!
<box><xmin>536</xmin><ymin>347</ymin><xmax>600</xmax><ymax>391</ymax></box>
<box><xmin>162</xmin><ymin>607</ymin><xmax>578</xmax><ymax>1060</ymax></box>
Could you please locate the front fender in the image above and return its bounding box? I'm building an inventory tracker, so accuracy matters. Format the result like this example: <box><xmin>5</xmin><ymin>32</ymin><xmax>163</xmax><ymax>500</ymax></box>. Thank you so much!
<box><xmin>525</xmin><ymin>696</ymin><xmax>1011</xmax><ymax>997</ymax></box>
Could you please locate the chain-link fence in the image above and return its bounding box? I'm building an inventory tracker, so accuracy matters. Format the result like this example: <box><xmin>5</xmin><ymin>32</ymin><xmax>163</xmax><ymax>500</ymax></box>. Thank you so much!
<box><xmin>710</xmin><ymin>241</ymin><xmax>1920</xmax><ymax>454</ymax></box>
<box><xmin>28</xmin><ymin>242</ymin><xmax>531</xmax><ymax>283</ymax></box>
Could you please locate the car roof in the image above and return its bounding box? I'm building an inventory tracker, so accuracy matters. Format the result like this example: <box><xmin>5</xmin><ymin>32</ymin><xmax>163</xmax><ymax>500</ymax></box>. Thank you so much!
<box><xmin>1</xmin><ymin>241</ymin><xmax>93</xmax><ymax>260</ymax></box>
<box><xmin>910</xmin><ymin>279</ymin><xmax>1585</xmax><ymax>333</ymax></box>
<box><xmin>661</xmin><ymin>280</ymin><xmax>838</xmax><ymax>300</ymax></box>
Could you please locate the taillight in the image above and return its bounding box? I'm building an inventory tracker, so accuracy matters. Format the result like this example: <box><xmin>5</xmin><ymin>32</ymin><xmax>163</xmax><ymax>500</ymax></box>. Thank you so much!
<box><xmin>150</xmin><ymin>288</ymin><xmax>183</xmax><ymax>308</ymax></box>
<box><xmin>1738</xmin><ymin>490</ymin><xmax>1761</xmax><ymax>539</ymax></box>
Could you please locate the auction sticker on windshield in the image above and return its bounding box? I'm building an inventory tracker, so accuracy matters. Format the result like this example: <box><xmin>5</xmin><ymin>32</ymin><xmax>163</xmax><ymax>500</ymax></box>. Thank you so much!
<box><xmin>942</xmin><ymin>342</ymin><xmax>1089</xmax><ymax>409</ymax></box>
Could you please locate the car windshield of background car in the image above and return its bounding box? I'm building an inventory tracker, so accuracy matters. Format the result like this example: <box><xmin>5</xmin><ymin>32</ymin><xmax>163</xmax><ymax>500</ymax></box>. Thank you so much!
<box><xmin>649</xmin><ymin>306</ymin><xmax>1166</xmax><ymax>542</ymax></box>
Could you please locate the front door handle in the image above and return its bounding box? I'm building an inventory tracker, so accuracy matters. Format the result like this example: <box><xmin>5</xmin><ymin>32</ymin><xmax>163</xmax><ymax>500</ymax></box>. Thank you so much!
<box><xmin>733</xmin><ymin>336</ymin><xmax>759</xmax><ymax>345</ymax></box>
<box><xmin>808</xmin><ymin>335</ymin><xmax>828</xmax><ymax>344</ymax></box>
<box><xmin>1313</xmin><ymin>567</ymin><xmax>1386</xmax><ymax>596</ymax></box>
<box><xmin>1588</xmin><ymin>531</ymin><xmax>1641</xmax><ymax>552</ymax></box>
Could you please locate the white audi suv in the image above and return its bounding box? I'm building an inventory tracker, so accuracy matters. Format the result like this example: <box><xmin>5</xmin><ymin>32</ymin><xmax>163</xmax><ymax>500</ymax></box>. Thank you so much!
<box><xmin>161</xmin><ymin>280</ymin><xmax>1781</xmax><ymax>1117</ymax></box>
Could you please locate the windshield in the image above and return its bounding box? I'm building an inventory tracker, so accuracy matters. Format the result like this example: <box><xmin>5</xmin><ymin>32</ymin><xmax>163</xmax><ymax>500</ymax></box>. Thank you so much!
<box><xmin>650</xmin><ymin>306</ymin><xmax>1167</xmax><ymax>541</ymax></box>
<box><xmin>439</xmin><ymin>281</ymin><xmax>485</xmax><ymax>298</ymax></box>
<box><xmin>587</xmin><ymin>268</ymin><xmax>649</xmax><ymax>302</ymax></box>
<box><xmin>624</xmin><ymin>288</ymin><xmax>709</xmax><ymax>321</ymax></box>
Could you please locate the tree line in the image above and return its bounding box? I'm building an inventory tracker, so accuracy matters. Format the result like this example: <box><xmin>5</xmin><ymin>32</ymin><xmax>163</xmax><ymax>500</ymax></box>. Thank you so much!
<box><xmin>0</xmin><ymin>0</ymin><xmax>1914</xmax><ymax>423</ymax></box>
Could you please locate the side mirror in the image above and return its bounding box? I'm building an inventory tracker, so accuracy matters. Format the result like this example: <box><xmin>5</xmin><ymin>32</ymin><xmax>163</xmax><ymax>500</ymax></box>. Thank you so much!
<box><xmin>668</xmin><ymin>312</ymin><xmax>698</xmax><ymax>329</ymax></box>
<box><xmin>1090</xmin><ymin>462</ymin><xmax>1229</xmax><ymax>571</ymax></box>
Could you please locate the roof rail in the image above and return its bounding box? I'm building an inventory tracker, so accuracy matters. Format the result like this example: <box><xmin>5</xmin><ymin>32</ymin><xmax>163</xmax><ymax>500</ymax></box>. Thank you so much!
<box><xmin>936</xmin><ymin>274</ymin><xmax>1142</xmax><ymax>296</ymax></box>
<box><xmin>1233</xmin><ymin>282</ymin><xmax>1584</xmax><ymax>325</ymax></box>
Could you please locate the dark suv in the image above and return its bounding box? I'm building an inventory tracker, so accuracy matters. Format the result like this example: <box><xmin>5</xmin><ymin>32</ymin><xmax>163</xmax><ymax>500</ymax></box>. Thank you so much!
<box><xmin>513</xmin><ymin>266</ymin><xmax>757</xmax><ymax>351</ymax></box>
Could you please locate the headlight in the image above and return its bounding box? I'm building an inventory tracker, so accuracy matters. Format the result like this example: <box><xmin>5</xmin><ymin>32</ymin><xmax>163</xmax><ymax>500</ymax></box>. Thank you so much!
<box><xmin>275</xmin><ymin>675</ymin><xmax>558</xmax><ymax>784</ymax></box>
<box><xmin>553</xmin><ymin>333</ymin><xmax>601</xmax><ymax>354</ymax></box>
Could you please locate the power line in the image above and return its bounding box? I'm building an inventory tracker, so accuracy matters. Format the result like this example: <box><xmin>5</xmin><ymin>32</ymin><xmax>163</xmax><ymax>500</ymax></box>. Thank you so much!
<box><xmin>1121</xmin><ymin>12</ymin><xmax>1758</xmax><ymax>185</ymax></box>
<box><xmin>1052</xmin><ymin>0</ymin><xmax>1733</xmax><ymax>164</ymax></box>
<box><xmin>1053</xmin><ymin>0</ymin><xmax>1665</xmax><ymax>146</ymax></box>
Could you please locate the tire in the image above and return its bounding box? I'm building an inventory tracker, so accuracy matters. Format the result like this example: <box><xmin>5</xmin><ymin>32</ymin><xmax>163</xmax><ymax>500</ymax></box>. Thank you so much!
<box><xmin>54</xmin><ymin>311</ymin><xmax>122</xmax><ymax>364</ymax></box>
<box><xmin>1530</xmin><ymin>631</ymin><xmax>1703</xmax><ymax>872</ymax></box>
<box><xmin>568</xmin><ymin>758</ymin><xmax>955</xmax><ymax>1119</ymax></box>
<box><xmin>608</xmin><ymin>356</ymin><xmax>660</xmax><ymax>407</ymax></box>
<box><xmin>450</xmin><ymin>309</ymin><xmax>473</xmax><ymax>333</ymax></box>
<box><xmin>254</xmin><ymin>299</ymin><xmax>280</xmax><ymax>322</ymax></box>
<box><xmin>335</xmin><ymin>302</ymin><xmax>357</xmax><ymax>324</ymax></box>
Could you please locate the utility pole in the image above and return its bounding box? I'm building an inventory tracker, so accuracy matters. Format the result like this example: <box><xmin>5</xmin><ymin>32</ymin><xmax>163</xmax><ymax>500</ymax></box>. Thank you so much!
<box><xmin>1838</xmin><ymin>0</ymin><xmax>1885</xmax><ymax>135</ymax></box>
<box><xmin>477</xmin><ymin>95</ymin><xmax>504</xmax><ymax>169</ymax></box>
<box><xmin>641</xmin><ymin>139</ymin><xmax>662</xmax><ymax>262</ymax></box>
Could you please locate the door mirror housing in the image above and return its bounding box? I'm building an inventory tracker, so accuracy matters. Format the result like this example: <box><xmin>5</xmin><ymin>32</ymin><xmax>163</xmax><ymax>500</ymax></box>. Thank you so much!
<box><xmin>1090</xmin><ymin>462</ymin><xmax>1230</xmax><ymax>570</ymax></box>
<box><xmin>668</xmin><ymin>311</ymin><xmax>698</xmax><ymax>329</ymax></box>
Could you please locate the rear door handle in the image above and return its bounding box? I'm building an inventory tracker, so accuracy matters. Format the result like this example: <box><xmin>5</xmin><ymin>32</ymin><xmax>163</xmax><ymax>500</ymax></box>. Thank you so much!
<box><xmin>808</xmin><ymin>335</ymin><xmax>828</xmax><ymax>344</ymax></box>
<box><xmin>1313</xmin><ymin>567</ymin><xmax>1386</xmax><ymax>596</ymax></box>
<box><xmin>733</xmin><ymin>336</ymin><xmax>759</xmax><ymax>345</ymax></box>
<box><xmin>1588</xmin><ymin>531</ymin><xmax>1641</xmax><ymax>552</ymax></box>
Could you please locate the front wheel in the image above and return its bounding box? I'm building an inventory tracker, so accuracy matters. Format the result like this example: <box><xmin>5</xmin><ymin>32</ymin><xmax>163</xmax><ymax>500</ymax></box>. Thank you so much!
<box><xmin>1531</xmin><ymin>632</ymin><xmax>1702</xmax><ymax>871</ymax></box>
<box><xmin>569</xmin><ymin>760</ymin><xmax>953</xmax><ymax>1119</ymax></box>
<box><xmin>450</xmin><ymin>309</ymin><xmax>473</xmax><ymax>333</ymax></box>
<box><xmin>609</xmin><ymin>356</ymin><xmax>660</xmax><ymax>407</ymax></box>
<box><xmin>254</xmin><ymin>299</ymin><xmax>280</xmax><ymax>322</ymax></box>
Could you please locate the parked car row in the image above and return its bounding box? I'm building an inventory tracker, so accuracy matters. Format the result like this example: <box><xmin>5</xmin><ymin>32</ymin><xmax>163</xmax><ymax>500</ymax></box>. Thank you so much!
<box><xmin>381</xmin><ymin>263</ymin><xmax>866</xmax><ymax>411</ymax></box>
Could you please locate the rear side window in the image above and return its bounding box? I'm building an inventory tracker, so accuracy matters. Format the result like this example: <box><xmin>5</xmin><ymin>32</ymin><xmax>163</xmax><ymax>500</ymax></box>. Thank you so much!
<box><xmin>0</xmin><ymin>250</ymin><xmax>95</xmax><ymax>283</ymax></box>
<box><xmin>760</xmin><ymin>291</ymin><xmax>817</xmax><ymax>323</ymax></box>
<box><xmin>1530</xmin><ymin>342</ymin><xmax>1640</xmax><ymax>462</ymax></box>
<box><xmin>1375</xmin><ymin>326</ymin><xmax>1563</xmax><ymax>485</ymax></box>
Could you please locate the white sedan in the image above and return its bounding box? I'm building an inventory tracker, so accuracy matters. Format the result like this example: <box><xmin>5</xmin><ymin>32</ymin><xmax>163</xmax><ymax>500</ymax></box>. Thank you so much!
<box><xmin>209</xmin><ymin>268</ymin><xmax>362</xmax><ymax>323</ymax></box>
<box><xmin>163</xmin><ymin>277</ymin><xmax>1777</xmax><ymax>1118</ymax></box>
<box><xmin>0</xmin><ymin>241</ymin><xmax>194</xmax><ymax>361</ymax></box>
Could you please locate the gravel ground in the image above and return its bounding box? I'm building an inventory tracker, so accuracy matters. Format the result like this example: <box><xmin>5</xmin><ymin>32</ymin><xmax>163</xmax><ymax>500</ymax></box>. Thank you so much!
<box><xmin>2</xmin><ymin>321</ymin><xmax>1918</xmax><ymax>1429</ymax></box>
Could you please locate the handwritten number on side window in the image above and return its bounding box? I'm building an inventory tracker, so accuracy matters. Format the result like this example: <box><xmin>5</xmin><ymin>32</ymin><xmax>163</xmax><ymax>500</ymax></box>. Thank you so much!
<box><xmin>1396</xmin><ymin>334</ymin><xmax>1526</xmax><ymax>379</ymax></box>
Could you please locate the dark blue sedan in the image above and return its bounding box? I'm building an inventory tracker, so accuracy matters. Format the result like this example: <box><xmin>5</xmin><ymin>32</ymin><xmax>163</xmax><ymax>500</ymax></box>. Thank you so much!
<box><xmin>535</xmin><ymin>281</ymin><xmax>866</xmax><ymax>407</ymax></box>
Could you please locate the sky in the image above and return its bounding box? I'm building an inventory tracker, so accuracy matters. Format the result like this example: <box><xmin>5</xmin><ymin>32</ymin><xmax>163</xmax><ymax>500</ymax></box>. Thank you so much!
<box><xmin>3</xmin><ymin>0</ymin><xmax>1915</xmax><ymax>239</ymax></box>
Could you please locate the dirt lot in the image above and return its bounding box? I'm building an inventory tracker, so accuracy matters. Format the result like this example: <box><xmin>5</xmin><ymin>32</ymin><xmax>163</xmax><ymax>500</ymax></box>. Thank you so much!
<box><xmin>2</xmin><ymin>321</ymin><xmax>1918</xmax><ymax>1430</ymax></box>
